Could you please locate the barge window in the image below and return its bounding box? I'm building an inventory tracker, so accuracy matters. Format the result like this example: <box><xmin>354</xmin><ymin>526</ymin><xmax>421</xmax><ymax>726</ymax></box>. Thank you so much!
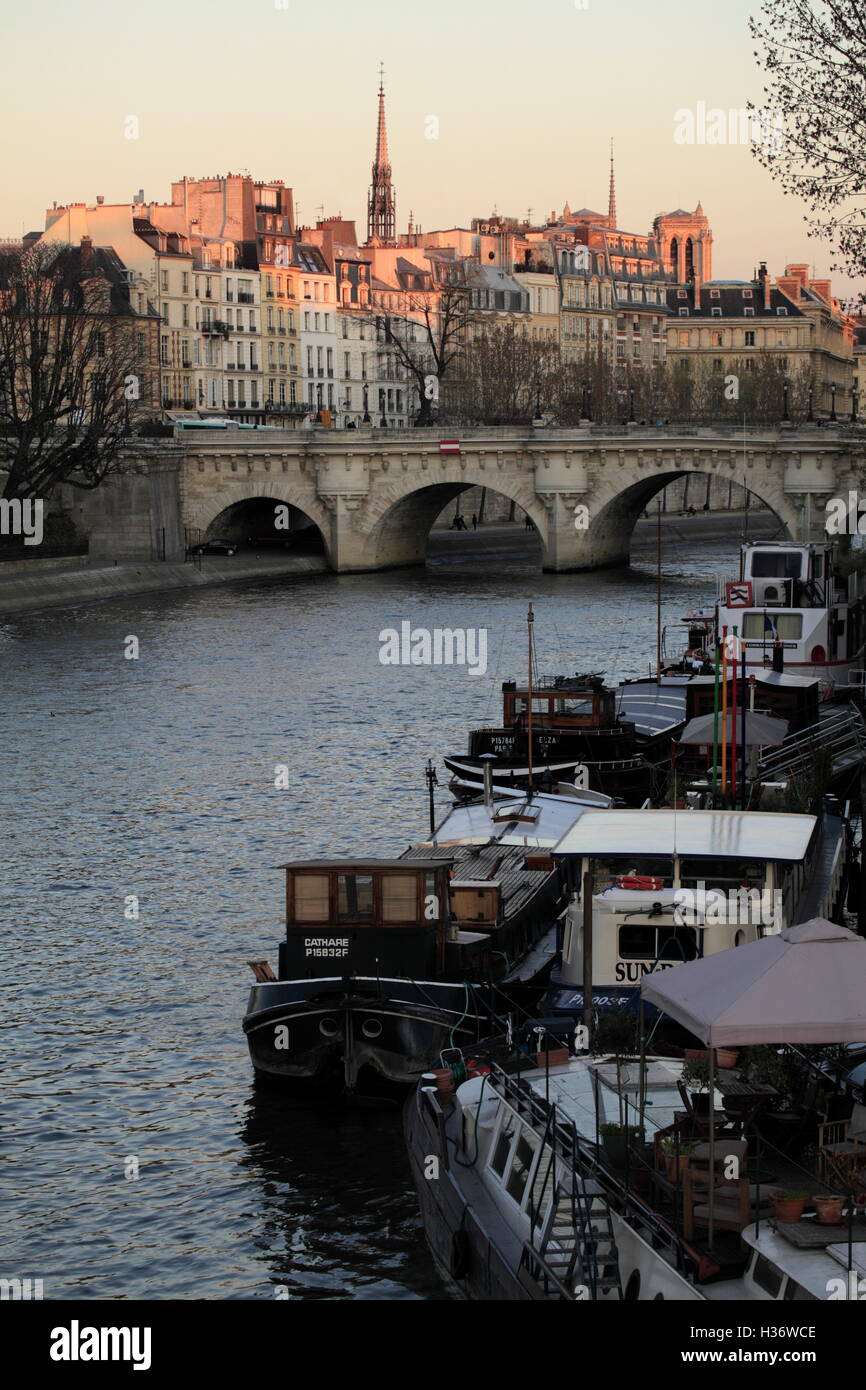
<box><xmin>490</xmin><ymin>1115</ymin><xmax>516</xmax><ymax>1178</ymax></box>
<box><xmin>752</xmin><ymin>1253</ymin><xmax>784</xmax><ymax>1298</ymax></box>
<box><xmin>337</xmin><ymin>873</ymin><xmax>374</xmax><ymax>922</ymax></box>
<box><xmin>505</xmin><ymin>1131</ymin><xmax>538</xmax><ymax>1204</ymax></box>
<box><xmin>750</xmin><ymin>551</ymin><xmax>802</xmax><ymax>579</ymax></box>
<box><xmin>783</xmin><ymin>1278</ymin><xmax>818</xmax><ymax>1301</ymax></box>
<box><xmin>619</xmin><ymin>925</ymin><xmax>698</xmax><ymax>961</ymax></box>
<box><xmin>742</xmin><ymin>612</ymin><xmax>802</xmax><ymax>641</ymax></box>
<box><xmin>294</xmin><ymin>874</ymin><xmax>330</xmax><ymax>921</ymax></box>
<box><xmin>554</xmin><ymin>698</ymin><xmax>594</xmax><ymax>715</ymax></box>
<box><xmin>382</xmin><ymin>874</ymin><xmax>418</xmax><ymax>923</ymax></box>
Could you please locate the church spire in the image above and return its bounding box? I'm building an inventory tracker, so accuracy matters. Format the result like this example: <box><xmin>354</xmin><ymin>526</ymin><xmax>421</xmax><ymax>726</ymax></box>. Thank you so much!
<box><xmin>367</xmin><ymin>64</ymin><xmax>396</xmax><ymax>244</ymax></box>
<box><xmin>608</xmin><ymin>138</ymin><xmax>617</xmax><ymax>228</ymax></box>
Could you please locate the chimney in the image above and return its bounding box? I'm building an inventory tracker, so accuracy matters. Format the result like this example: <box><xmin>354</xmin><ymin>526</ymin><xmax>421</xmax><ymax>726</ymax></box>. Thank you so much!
<box><xmin>761</xmin><ymin>264</ymin><xmax>772</xmax><ymax>311</ymax></box>
<box><xmin>693</xmin><ymin>272</ymin><xmax>702</xmax><ymax>310</ymax></box>
<box><xmin>80</xmin><ymin>235</ymin><xmax>93</xmax><ymax>271</ymax></box>
<box><xmin>96</xmin><ymin>195</ymin><xmax>104</xmax><ymax>206</ymax></box>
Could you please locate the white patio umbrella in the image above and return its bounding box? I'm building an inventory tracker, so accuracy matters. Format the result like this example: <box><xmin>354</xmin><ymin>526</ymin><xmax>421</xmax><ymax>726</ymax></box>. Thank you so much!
<box><xmin>641</xmin><ymin>919</ymin><xmax>866</xmax><ymax>1245</ymax></box>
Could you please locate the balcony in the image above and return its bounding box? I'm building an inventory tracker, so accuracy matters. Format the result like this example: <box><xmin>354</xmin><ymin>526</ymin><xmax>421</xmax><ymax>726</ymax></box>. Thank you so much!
<box><xmin>279</xmin><ymin>364</ymin><xmax>288</xmax><ymax>372</ymax></box>
<box><xmin>278</xmin><ymin>327</ymin><xmax>286</xmax><ymax>334</ymax></box>
<box><xmin>225</xmin><ymin>292</ymin><xmax>234</xmax><ymax>302</ymax></box>
<box><xmin>201</xmin><ymin>320</ymin><xmax>230</xmax><ymax>337</ymax></box>
<box><xmin>238</xmin><ymin>292</ymin><xmax>255</xmax><ymax>304</ymax></box>
<box><xmin>182</xmin><ymin>398</ymin><xmax>195</xmax><ymax>409</ymax></box>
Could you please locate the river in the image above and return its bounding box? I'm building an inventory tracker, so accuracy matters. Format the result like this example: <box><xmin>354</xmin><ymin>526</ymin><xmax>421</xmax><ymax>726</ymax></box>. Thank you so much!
<box><xmin>0</xmin><ymin>529</ymin><xmax>742</xmax><ymax>1299</ymax></box>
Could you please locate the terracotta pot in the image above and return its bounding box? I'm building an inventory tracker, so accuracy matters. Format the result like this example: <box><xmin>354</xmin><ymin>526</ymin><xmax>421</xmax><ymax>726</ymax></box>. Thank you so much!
<box><xmin>665</xmin><ymin>1153</ymin><xmax>690</xmax><ymax>1182</ymax></box>
<box><xmin>432</xmin><ymin>1067</ymin><xmax>455</xmax><ymax>1095</ymax></box>
<box><xmin>535</xmin><ymin>1048</ymin><xmax>570</xmax><ymax>1069</ymax></box>
<box><xmin>772</xmin><ymin>1194</ymin><xmax>807</xmax><ymax>1224</ymax></box>
<box><xmin>813</xmin><ymin>1196</ymin><xmax>845</xmax><ymax>1226</ymax></box>
<box><xmin>684</xmin><ymin>1047</ymin><xmax>738</xmax><ymax>1069</ymax></box>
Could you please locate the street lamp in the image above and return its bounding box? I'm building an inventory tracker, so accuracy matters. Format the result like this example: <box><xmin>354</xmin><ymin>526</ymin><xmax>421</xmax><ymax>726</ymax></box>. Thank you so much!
<box><xmin>629</xmin><ymin>387</ymin><xmax>635</xmax><ymax>423</ymax></box>
<box><xmin>533</xmin><ymin>385</ymin><xmax>543</xmax><ymax>422</ymax></box>
<box><xmin>853</xmin><ymin>387</ymin><xmax>859</xmax><ymax>424</ymax></box>
<box><xmin>362</xmin><ymin>384</ymin><xmax>370</xmax><ymax>423</ymax></box>
<box><xmin>782</xmin><ymin>379</ymin><xmax>789</xmax><ymax>422</ymax></box>
<box><xmin>831</xmin><ymin>382</ymin><xmax>837</xmax><ymax>422</ymax></box>
<box><xmin>807</xmin><ymin>385</ymin><xmax>814</xmax><ymax>422</ymax></box>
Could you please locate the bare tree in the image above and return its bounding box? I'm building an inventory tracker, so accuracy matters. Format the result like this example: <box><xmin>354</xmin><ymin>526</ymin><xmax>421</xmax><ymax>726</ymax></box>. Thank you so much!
<box><xmin>368</xmin><ymin>279</ymin><xmax>477</xmax><ymax>426</ymax></box>
<box><xmin>0</xmin><ymin>241</ymin><xmax>148</xmax><ymax>502</ymax></box>
<box><xmin>447</xmin><ymin>321</ymin><xmax>558</xmax><ymax>424</ymax></box>
<box><xmin>750</xmin><ymin>0</ymin><xmax>866</xmax><ymax>280</ymax></box>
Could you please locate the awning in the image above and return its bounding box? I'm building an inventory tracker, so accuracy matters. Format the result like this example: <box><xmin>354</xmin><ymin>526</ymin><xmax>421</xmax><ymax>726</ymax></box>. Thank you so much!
<box><xmin>641</xmin><ymin>918</ymin><xmax>866</xmax><ymax>1046</ymax></box>
<box><xmin>678</xmin><ymin>711</ymin><xmax>789</xmax><ymax>746</ymax></box>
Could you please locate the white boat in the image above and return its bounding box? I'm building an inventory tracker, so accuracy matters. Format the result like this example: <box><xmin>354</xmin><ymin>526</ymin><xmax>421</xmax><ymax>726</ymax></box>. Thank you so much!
<box><xmin>543</xmin><ymin>806</ymin><xmax>847</xmax><ymax>1017</ymax></box>
<box><xmin>715</xmin><ymin>540</ymin><xmax>866</xmax><ymax>693</ymax></box>
<box><xmin>405</xmin><ymin>1050</ymin><xmax>861</xmax><ymax>1301</ymax></box>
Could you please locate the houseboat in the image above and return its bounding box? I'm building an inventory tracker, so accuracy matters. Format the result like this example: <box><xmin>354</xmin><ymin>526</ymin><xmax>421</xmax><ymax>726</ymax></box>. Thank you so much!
<box><xmin>444</xmin><ymin>672</ymin><xmax>663</xmax><ymax>805</ymax></box>
<box><xmin>714</xmin><ymin>540</ymin><xmax>865</xmax><ymax>694</ymax></box>
<box><xmin>243</xmin><ymin>786</ymin><xmax>611</xmax><ymax>1097</ymax></box>
<box><xmin>542</xmin><ymin>805</ymin><xmax>847</xmax><ymax>1019</ymax></box>
<box><xmin>405</xmin><ymin>1046</ymin><xmax>859</xmax><ymax>1300</ymax></box>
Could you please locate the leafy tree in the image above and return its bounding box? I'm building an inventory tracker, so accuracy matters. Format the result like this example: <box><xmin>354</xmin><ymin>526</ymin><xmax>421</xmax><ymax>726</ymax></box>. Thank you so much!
<box><xmin>750</xmin><ymin>0</ymin><xmax>866</xmax><ymax>281</ymax></box>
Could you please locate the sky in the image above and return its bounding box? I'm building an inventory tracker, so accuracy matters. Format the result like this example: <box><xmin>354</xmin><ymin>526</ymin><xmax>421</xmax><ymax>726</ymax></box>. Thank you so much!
<box><xmin>0</xmin><ymin>0</ymin><xmax>858</xmax><ymax>294</ymax></box>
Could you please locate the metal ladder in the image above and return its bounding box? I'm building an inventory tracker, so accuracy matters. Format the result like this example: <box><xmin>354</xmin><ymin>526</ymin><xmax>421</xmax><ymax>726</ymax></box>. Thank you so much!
<box><xmin>520</xmin><ymin>1106</ymin><xmax>623</xmax><ymax>1301</ymax></box>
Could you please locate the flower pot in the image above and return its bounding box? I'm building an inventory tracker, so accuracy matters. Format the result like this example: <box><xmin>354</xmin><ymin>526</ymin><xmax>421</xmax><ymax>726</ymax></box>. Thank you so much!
<box><xmin>813</xmin><ymin>1196</ymin><xmax>845</xmax><ymax>1226</ymax></box>
<box><xmin>685</xmin><ymin>1047</ymin><xmax>738</xmax><ymax>1069</ymax></box>
<box><xmin>772</xmin><ymin>1194</ymin><xmax>807</xmax><ymax>1224</ymax></box>
<box><xmin>535</xmin><ymin>1047</ymin><xmax>570</xmax><ymax>1069</ymax></box>
<box><xmin>432</xmin><ymin>1067</ymin><xmax>455</xmax><ymax>1096</ymax></box>
<box><xmin>665</xmin><ymin>1153</ymin><xmax>690</xmax><ymax>1182</ymax></box>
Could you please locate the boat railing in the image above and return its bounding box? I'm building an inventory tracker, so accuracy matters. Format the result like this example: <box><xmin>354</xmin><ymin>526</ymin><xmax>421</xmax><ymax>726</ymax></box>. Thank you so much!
<box><xmin>757</xmin><ymin>705</ymin><xmax>866</xmax><ymax>783</ymax></box>
<box><xmin>487</xmin><ymin>1062</ymin><xmax>695</xmax><ymax>1282</ymax></box>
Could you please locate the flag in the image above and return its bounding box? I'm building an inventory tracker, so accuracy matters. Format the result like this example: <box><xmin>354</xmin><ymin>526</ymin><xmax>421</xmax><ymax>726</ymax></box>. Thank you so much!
<box><xmin>764</xmin><ymin>613</ymin><xmax>778</xmax><ymax>640</ymax></box>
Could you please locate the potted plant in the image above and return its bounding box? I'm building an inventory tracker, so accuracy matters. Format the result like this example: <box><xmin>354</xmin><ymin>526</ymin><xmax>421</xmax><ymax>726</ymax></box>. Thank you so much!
<box><xmin>771</xmin><ymin>1189</ymin><xmax>808</xmax><ymax>1224</ymax></box>
<box><xmin>590</xmin><ymin>1006</ymin><xmax>639</xmax><ymax>1133</ymax></box>
<box><xmin>599</xmin><ymin>1122</ymin><xmax>642</xmax><ymax>1170</ymax></box>
<box><xmin>813</xmin><ymin>1194</ymin><xmax>846</xmax><ymax>1226</ymax></box>
<box><xmin>659</xmin><ymin>1134</ymin><xmax>696</xmax><ymax>1182</ymax></box>
<box><xmin>684</xmin><ymin>1047</ymin><xmax>739</xmax><ymax>1070</ymax></box>
<box><xmin>681</xmin><ymin>1055</ymin><xmax>712</xmax><ymax>1114</ymax></box>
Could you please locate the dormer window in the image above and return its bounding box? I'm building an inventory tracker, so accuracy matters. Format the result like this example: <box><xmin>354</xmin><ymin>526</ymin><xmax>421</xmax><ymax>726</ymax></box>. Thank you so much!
<box><xmin>677</xmin><ymin>289</ymin><xmax>688</xmax><ymax>299</ymax></box>
<box><xmin>678</xmin><ymin>307</ymin><xmax>689</xmax><ymax>317</ymax></box>
<box><xmin>711</xmin><ymin>307</ymin><xmax>722</xmax><ymax>317</ymax></box>
<box><xmin>744</xmin><ymin>307</ymin><xmax>755</xmax><ymax>317</ymax></box>
<box><xmin>710</xmin><ymin>289</ymin><xmax>721</xmax><ymax>299</ymax></box>
<box><xmin>777</xmin><ymin>307</ymin><xmax>788</xmax><ymax>316</ymax></box>
<box><xmin>742</xmin><ymin>288</ymin><xmax>753</xmax><ymax>299</ymax></box>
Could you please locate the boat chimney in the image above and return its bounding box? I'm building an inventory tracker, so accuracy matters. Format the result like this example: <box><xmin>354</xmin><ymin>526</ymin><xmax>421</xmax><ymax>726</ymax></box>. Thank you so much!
<box><xmin>480</xmin><ymin>753</ymin><xmax>495</xmax><ymax>814</ymax></box>
<box><xmin>772</xmin><ymin>639</ymin><xmax>784</xmax><ymax>673</ymax></box>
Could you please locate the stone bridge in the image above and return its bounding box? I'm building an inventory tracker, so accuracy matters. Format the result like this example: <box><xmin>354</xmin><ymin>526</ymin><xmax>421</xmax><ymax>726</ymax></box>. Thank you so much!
<box><xmin>87</xmin><ymin>424</ymin><xmax>866</xmax><ymax>570</ymax></box>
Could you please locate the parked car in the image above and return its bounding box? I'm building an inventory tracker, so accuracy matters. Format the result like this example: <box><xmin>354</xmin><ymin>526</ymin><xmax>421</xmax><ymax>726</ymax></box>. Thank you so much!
<box><xmin>191</xmin><ymin>538</ymin><xmax>238</xmax><ymax>556</ymax></box>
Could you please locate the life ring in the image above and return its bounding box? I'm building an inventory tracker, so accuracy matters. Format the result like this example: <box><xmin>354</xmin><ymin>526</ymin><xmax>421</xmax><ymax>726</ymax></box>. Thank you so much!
<box><xmin>450</xmin><ymin>1228</ymin><xmax>473</xmax><ymax>1281</ymax></box>
<box><xmin>616</xmin><ymin>874</ymin><xmax>664</xmax><ymax>891</ymax></box>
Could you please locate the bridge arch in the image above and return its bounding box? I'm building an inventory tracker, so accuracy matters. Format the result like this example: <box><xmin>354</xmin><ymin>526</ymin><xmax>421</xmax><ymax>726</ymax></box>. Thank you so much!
<box><xmin>357</xmin><ymin>472</ymin><xmax>550</xmax><ymax>569</ymax></box>
<box><xmin>185</xmin><ymin>482</ymin><xmax>331</xmax><ymax>561</ymax></box>
<box><xmin>584</xmin><ymin>467</ymin><xmax>797</xmax><ymax>570</ymax></box>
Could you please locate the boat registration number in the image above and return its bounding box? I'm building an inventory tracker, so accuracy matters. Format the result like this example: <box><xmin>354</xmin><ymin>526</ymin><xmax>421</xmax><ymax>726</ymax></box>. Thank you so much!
<box><xmin>304</xmin><ymin>938</ymin><xmax>349</xmax><ymax>958</ymax></box>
